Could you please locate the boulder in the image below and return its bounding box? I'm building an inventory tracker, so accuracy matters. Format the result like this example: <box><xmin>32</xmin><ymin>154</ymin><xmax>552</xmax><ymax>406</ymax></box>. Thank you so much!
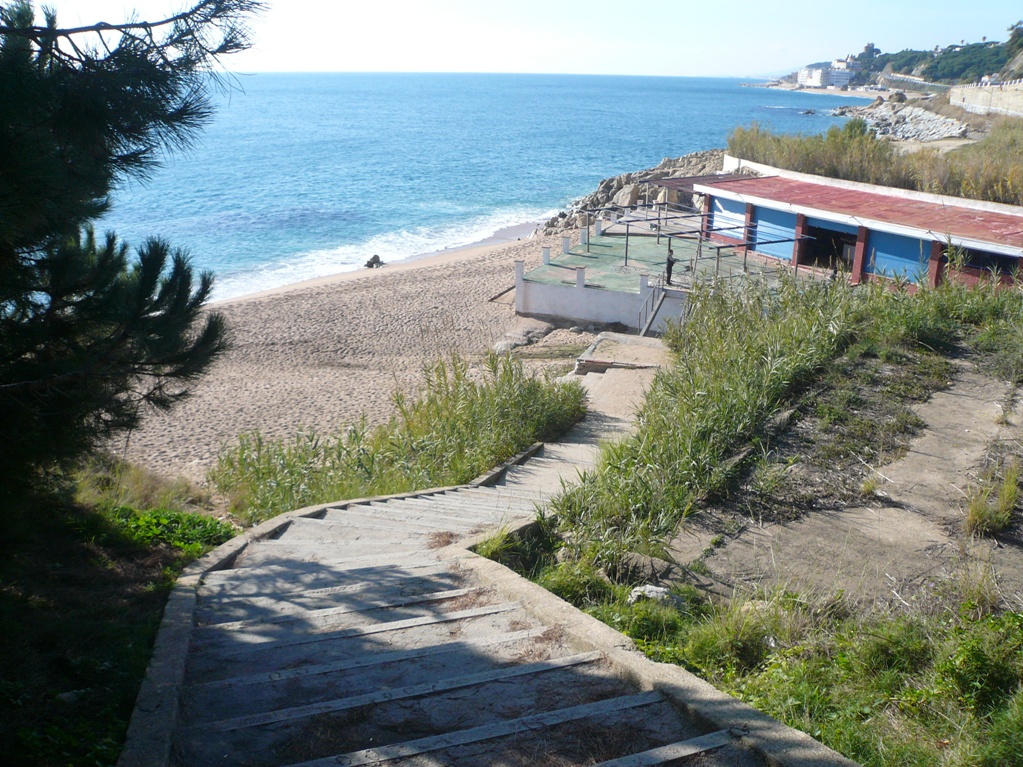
<box><xmin>612</xmin><ymin>183</ymin><xmax>640</xmax><ymax>207</ymax></box>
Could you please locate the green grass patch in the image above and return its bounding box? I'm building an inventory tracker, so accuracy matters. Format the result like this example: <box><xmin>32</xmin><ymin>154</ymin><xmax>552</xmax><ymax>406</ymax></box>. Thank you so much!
<box><xmin>210</xmin><ymin>353</ymin><xmax>586</xmax><ymax>524</ymax></box>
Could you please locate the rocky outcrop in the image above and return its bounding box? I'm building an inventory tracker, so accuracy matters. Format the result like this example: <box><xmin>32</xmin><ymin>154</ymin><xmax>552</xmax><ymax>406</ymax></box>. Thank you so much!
<box><xmin>540</xmin><ymin>149</ymin><xmax>724</xmax><ymax>235</ymax></box>
<box><xmin>833</xmin><ymin>100</ymin><xmax>969</xmax><ymax>142</ymax></box>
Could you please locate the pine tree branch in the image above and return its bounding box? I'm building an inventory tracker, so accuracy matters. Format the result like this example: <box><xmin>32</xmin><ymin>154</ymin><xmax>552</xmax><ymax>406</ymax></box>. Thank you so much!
<box><xmin>0</xmin><ymin>1</ymin><xmax>262</xmax><ymax>41</ymax></box>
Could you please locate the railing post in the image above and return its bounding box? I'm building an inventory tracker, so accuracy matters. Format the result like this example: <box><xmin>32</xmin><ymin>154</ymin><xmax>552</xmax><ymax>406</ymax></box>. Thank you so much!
<box><xmin>575</xmin><ymin>267</ymin><xmax>586</xmax><ymax>289</ymax></box>
<box><xmin>562</xmin><ymin>236</ymin><xmax>571</xmax><ymax>255</ymax></box>
<box><xmin>514</xmin><ymin>260</ymin><xmax>525</xmax><ymax>313</ymax></box>
<box><xmin>542</xmin><ymin>247</ymin><xmax>550</xmax><ymax>265</ymax></box>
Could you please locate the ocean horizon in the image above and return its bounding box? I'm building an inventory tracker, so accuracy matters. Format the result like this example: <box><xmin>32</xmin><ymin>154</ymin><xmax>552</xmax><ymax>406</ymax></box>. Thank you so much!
<box><xmin>99</xmin><ymin>73</ymin><xmax>872</xmax><ymax>300</ymax></box>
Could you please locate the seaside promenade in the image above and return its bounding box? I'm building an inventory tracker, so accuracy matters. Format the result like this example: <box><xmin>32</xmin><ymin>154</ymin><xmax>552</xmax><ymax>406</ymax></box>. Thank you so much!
<box><xmin>119</xmin><ymin>342</ymin><xmax>856</xmax><ymax>767</ymax></box>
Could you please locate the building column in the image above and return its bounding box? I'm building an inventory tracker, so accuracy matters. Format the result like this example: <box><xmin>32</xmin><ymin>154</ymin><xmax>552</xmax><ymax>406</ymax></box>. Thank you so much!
<box><xmin>792</xmin><ymin>214</ymin><xmax>809</xmax><ymax>268</ymax></box>
<box><xmin>700</xmin><ymin>195</ymin><xmax>712</xmax><ymax>240</ymax></box>
<box><xmin>928</xmin><ymin>241</ymin><xmax>945</xmax><ymax>287</ymax></box>
<box><xmin>851</xmin><ymin>226</ymin><xmax>870</xmax><ymax>285</ymax></box>
<box><xmin>514</xmin><ymin>260</ymin><xmax>525</xmax><ymax>313</ymax></box>
<box><xmin>742</xmin><ymin>203</ymin><xmax>755</xmax><ymax>255</ymax></box>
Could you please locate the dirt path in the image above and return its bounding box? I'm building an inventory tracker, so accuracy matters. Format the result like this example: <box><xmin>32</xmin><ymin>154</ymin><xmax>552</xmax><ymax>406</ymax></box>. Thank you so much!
<box><xmin>672</xmin><ymin>363</ymin><xmax>1023</xmax><ymax>607</ymax></box>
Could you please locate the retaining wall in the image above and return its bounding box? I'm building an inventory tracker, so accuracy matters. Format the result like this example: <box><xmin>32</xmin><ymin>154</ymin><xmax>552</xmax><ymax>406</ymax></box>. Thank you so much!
<box><xmin>950</xmin><ymin>82</ymin><xmax>1023</xmax><ymax>117</ymax></box>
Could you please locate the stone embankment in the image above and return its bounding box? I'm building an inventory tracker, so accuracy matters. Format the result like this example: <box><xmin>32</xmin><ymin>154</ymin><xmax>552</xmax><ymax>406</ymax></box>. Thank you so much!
<box><xmin>540</xmin><ymin>150</ymin><xmax>724</xmax><ymax>235</ymax></box>
<box><xmin>833</xmin><ymin>99</ymin><xmax>969</xmax><ymax>142</ymax></box>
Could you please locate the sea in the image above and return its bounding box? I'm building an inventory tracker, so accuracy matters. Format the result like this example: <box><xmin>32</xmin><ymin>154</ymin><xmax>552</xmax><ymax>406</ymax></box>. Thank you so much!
<box><xmin>99</xmin><ymin>73</ymin><xmax>873</xmax><ymax>301</ymax></box>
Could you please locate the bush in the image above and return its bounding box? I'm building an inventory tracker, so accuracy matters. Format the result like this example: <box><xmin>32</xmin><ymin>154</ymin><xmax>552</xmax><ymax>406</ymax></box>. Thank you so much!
<box><xmin>728</xmin><ymin>119</ymin><xmax>1023</xmax><ymax>207</ymax></box>
<box><xmin>211</xmin><ymin>354</ymin><xmax>586</xmax><ymax>523</ymax></box>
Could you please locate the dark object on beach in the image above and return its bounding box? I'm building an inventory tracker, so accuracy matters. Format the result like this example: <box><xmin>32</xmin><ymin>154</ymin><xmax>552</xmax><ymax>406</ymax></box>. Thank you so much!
<box><xmin>365</xmin><ymin>254</ymin><xmax>384</xmax><ymax>268</ymax></box>
<box><xmin>666</xmin><ymin>248</ymin><xmax>678</xmax><ymax>285</ymax></box>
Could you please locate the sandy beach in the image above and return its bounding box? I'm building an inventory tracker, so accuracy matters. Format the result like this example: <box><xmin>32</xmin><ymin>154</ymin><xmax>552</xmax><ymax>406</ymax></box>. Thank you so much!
<box><xmin>121</xmin><ymin>232</ymin><xmax>571</xmax><ymax>482</ymax></box>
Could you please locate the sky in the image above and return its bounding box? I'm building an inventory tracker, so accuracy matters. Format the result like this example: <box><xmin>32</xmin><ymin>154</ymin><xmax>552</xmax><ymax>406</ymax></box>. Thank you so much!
<box><xmin>38</xmin><ymin>1</ymin><xmax>1023</xmax><ymax>78</ymax></box>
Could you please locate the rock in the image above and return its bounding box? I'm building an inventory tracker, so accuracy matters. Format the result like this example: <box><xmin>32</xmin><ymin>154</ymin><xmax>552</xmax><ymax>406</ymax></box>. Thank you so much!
<box><xmin>364</xmin><ymin>254</ymin><xmax>384</xmax><ymax>269</ymax></box>
<box><xmin>540</xmin><ymin>149</ymin><xmax>725</xmax><ymax>235</ymax></box>
<box><xmin>612</xmin><ymin>183</ymin><xmax>640</xmax><ymax>207</ymax></box>
<box><xmin>627</xmin><ymin>585</ymin><xmax>691</xmax><ymax>610</ymax></box>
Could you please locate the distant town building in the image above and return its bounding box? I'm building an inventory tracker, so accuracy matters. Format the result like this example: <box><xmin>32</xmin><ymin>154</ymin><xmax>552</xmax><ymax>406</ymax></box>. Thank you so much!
<box><xmin>797</xmin><ymin>63</ymin><xmax>853</xmax><ymax>88</ymax></box>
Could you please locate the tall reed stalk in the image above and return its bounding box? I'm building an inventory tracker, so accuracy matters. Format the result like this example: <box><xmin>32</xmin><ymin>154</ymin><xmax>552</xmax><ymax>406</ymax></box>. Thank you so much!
<box><xmin>210</xmin><ymin>353</ymin><xmax>586</xmax><ymax>524</ymax></box>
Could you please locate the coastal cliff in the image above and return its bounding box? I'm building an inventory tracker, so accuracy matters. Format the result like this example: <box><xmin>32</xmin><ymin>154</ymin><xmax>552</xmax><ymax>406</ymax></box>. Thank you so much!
<box><xmin>539</xmin><ymin>149</ymin><xmax>724</xmax><ymax>234</ymax></box>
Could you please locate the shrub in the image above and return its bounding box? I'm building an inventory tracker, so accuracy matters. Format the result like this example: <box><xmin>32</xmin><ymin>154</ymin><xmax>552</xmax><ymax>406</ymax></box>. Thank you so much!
<box><xmin>211</xmin><ymin>354</ymin><xmax>586</xmax><ymax>523</ymax></box>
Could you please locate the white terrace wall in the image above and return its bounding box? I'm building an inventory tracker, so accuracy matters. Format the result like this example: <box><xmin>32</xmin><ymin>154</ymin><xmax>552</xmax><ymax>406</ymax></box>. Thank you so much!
<box><xmin>949</xmin><ymin>81</ymin><xmax>1023</xmax><ymax>117</ymax></box>
<box><xmin>514</xmin><ymin>262</ymin><xmax>687</xmax><ymax>333</ymax></box>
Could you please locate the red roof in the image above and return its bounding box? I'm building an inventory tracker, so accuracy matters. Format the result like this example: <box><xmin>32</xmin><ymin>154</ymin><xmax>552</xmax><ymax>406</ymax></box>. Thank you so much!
<box><xmin>695</xmin><ymin>176</ymin><xmax>1023</xmax><ymax>253</ymax></box>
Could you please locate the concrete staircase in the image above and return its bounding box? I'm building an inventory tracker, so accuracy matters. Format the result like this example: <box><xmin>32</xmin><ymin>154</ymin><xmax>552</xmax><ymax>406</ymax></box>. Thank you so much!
<box><xmin>120</xmin><ymin>361</ymin><xmax>856</xmax><ymax>767</ymax></box>
<box><xmin>167</xmin><ymin>476</ymin><xmax>763</xmax><ymax>767</ymax></box>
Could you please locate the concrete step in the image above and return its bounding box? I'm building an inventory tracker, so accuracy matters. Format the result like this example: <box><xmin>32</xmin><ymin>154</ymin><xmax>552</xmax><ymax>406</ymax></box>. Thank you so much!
<box><xmin>196</xmin><ymin>568</ymin><xmax>469</xmax><ymax>625</ymax></box>
<box><xmin>184</xmin><ymin>602</ymin><xmax>534</xmax><ymax>684</ymax></box>
<box><xmin>272</xmin><ymin>518</ymin><xmax>436</xmax><ymax>546</ymax></box>
<box><xmin>322</xmin><ymin>501</ymin><xmax>505</xmax><ymax>529</ymax></box>
<box><xmin>198</xmin><ymin>560</ymin><xmax>454</xmax><ymax>596</ymax></box>
<box><xmin>176</xmin><ymin>654</ymin><xmax>619</xmax><ymax>767</ymax></box>
<box><xmin>591</xmin><ymin>730</ymin><xmax>735</xmax><ymax>766</ymax></box>
<box><xmin>181</xmin><ymin>626</ymin><xmax>563</xmax><ymax>723</ymax></box>
<box><xmin>352</xmin><ymin>501</ymin><xmax>514</xmax><ymax>526</ymax></box>
<box><xmin>232</xmin><ymin>542</ymin><xmax>434</xmax><ymax>569</ymax></box>
<box><xmin>190</xmin><ymin>587</ymin><xmax>495</xmax><ymax>652</ymax></box>
<box><xmin>280</xmin><ymin>691</ymin><xmax>670</xmax><ymax>767</ymax></box>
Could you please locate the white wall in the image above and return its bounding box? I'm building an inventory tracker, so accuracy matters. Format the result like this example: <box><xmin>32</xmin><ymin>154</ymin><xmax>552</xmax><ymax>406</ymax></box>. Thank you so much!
<box><xmin>515</xmin><ymin>268</ymin><xmax>687</xmax><ymax>332</ymax></box>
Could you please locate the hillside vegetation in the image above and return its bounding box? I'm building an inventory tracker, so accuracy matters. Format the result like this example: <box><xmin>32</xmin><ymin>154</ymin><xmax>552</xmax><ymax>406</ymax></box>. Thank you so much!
<box><xmin>728</xmin><ymin>118</ymin><xmax>1023</xmax><ymax>207</ymax></box>
<box><xmin>486</xmin><ymin>272</ymin><xmax>1023</xmax><ymax>767</ymax></box>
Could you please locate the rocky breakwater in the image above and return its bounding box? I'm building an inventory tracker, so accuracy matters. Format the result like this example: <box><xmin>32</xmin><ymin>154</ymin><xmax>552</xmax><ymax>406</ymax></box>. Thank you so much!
<box><xmin>539</xmin><ymin>149</ymin><xmax>724</xmax><ymax>235</ymax></box>
<box><xmin>834</xmin><ymin>99</ymin><xmax>969</xmax><ymax>142</ymax></box>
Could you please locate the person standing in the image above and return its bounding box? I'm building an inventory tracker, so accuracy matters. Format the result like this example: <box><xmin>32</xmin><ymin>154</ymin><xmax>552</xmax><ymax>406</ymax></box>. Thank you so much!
<box><xmin>666</xmin><ymin>247</ymin><xmax>678</xmax><ymax>285</ymax></box>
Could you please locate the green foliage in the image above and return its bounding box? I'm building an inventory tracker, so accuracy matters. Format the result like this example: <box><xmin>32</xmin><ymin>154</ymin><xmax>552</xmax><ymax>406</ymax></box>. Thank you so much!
<box><xmin>965</xmin><ymin>458</ymin><xmax>1020</xmax><ymax>536</ymax></box>
<box><xmin>0</xmin><ymin>1</ymin><xmax>259</xmax><ymax>481</ymax></box>
<box><xmin>104</xmin><ymin>507</ymin><xmax>235</xmax><ymax>557</ymax></box>
<box><xmin>923</xmin><ymin>43</ymin><xmax>1008</xmax><ymax>83</ymax></box>
<box><xmin>210</xmin><ymin>354</ymin><xmax>586</xmax><ymax>523</ymax></box>
<box><xmin>550</xmin><ymin>276</ymin><xmax>854</xmax><ymax>568</ymax></box>
<box><xmin>538</xmin><ymin>560</ymin><xmax>617</xmax><ymax>607</ymax></box>
<box><xmin>728</xmin><ymin>119</ymin><xmax>1023</xmax><ymax>207</ymax></box>
<box><xmin>0</xmin><ymin>229</ymin><xmax>228</xmax><ymax>479</ymax></box>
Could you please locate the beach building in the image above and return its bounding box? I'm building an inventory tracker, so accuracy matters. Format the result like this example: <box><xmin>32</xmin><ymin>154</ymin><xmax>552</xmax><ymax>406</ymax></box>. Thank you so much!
<box><xmin>513</xmin><ymin>157</ymin><xmax>1023</xmax><ymax>334</ymax></box>
<box><xmin>699</xmin><ymin>156</ymin><xmax>1023</xmax><ymax>287</ymax></box>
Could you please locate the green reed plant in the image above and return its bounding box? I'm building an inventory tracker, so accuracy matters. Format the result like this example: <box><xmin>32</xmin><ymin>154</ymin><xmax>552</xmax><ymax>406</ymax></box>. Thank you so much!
<box><xmin>210</xmin><ymin>353</ymin><xmax>586</xmax><ymax>523</ymax></box>
<box><xmin>728</xmin><ymin>118</ymin><xmax>1023</xmax><ymax>207</ymax></box>
<box><xmin>550</xmin><ymin>276</ymin><xmax>855</xmax><ymax>569</ymax></box>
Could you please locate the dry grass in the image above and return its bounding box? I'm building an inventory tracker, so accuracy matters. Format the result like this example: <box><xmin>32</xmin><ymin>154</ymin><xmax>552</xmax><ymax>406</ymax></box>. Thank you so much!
<box><xmin>427</xmin><ymin>530</ymin><xmax>459</xmax><ymax>549</ymax></box>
